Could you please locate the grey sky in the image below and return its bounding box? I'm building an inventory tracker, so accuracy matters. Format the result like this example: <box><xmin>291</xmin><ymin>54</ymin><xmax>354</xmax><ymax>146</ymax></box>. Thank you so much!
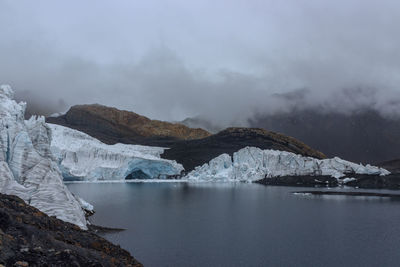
<box><xmin>1</xmin><ymin>0</ymin><xmax>400</xmax><ymax>124</ymax></box>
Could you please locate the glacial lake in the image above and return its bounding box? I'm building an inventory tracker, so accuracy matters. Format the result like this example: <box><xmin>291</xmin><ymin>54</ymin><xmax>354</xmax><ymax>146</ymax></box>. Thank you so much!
<box><xmin>67</xmin><ymin>182</ymin><xmax>400</xmax><ymax>267</ymax></box>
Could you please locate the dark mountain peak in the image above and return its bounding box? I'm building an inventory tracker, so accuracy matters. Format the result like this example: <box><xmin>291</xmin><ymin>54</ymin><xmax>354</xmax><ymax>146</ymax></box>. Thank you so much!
<box><xmin>215</xmin><ymin>127</ymin><xmax>326</xmax><ymax>159</ymax></box>
<box><xmin>250</xmin><ymin>108</ymin><xmax>400</xmax><ymax>163</ymax></box>
<box><xmin>162</xmin><ymin>126</ymin><xmax>326</xmax><ymax>171</ymax></box>
<box><xmin>377</xmin><ymin>159</ymin><xmax>400</xmax><ymax>174</ymax></box>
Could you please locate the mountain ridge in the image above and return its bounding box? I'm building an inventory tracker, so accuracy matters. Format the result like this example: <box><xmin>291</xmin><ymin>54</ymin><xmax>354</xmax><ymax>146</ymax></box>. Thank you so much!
<box><xmin>180</xmin><ymin>108</ymin><xmax>400</xmax><ymax>164</ymax></box>
<box><xmin>47</xmin><ymin>104</ymin><xmax>211</xmax><ymax>146</ymax></box>
<box><xmin>46</xmin><ymin>105</ymin><xmax>326</xmax><ymax>172</ymax></box>
<box><xmin>162</xmin><ymin>127</ymin><xmax>326</xmax><ymax>171</ymax></box>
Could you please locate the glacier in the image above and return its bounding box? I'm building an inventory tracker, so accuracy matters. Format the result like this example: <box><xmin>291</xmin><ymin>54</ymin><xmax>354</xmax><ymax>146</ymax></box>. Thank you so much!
<box><xmin>0</xmin><ymin>85</ymin><xmax>87</xmax><ymax>229</ymax></box>
<box><xmin>48</xmin><ymin>123</ymin><xmax>184</xmax><ymax>181</ymax></box>
<box><xmin>186</xmin><ymin>146</ymin><xmax>390</xmax><ymax>182</ymax></box>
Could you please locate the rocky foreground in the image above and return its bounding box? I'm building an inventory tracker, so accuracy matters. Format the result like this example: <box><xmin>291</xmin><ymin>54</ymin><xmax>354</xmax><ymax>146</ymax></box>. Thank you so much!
<box><xmin>0</xmin><ymin>193</ymin><xmax>142</xmax><ymax>267</ymax></box>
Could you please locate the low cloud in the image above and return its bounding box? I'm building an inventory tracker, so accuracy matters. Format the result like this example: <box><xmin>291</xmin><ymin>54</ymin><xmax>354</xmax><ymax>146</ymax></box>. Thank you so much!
<box><xmin>1</xmin><ymin>0</ymin><xmax>400</xmax><ymax>126</ymax></box>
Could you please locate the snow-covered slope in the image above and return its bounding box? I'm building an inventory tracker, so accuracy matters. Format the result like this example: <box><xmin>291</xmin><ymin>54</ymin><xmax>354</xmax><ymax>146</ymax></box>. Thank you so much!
<box><xmin>0</xmin><ymin>85</ymin><xmax>87</xmax><ymax>229</ymax></box>
<box><xmin>49</xmin><ymin>123</ymin><xmax>184</xmax><ymax>181</ymax></box>
<box><xmin>186</xmin><ymin>147</ymin><xmax>390</xmax><ymax>182</ymax></box>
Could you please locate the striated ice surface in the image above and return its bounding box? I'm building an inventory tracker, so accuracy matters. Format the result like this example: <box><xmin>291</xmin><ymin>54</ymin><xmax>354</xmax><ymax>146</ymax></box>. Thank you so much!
<box><xmin>186</xmin><ymin>146</ymin><xmax>390</xmax><ymax>182</ymax></box>
<box><xmin>0</xmin><ymin>85</ymin><xmax>87</xmax><ymax>229</ymax></box>
<box><xmin>48</xmin><ymin>124</ymin><xmax>184</xmax><ymax>181</ymax></box>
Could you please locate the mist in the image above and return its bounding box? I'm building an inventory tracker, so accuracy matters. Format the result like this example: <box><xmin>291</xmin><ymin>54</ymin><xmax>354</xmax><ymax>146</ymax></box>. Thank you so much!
<box><xmin>1</xmin><ymin>0</ymin><xmax>400</xmax><ymax>126</ymax></box>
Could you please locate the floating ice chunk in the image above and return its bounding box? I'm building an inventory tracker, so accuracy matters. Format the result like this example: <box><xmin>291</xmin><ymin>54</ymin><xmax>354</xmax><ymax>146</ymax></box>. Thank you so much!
<box><xmin>342</xmin><ymin>177</ymin><xmax>357</xmax><ymax>184</ymax></box>
<box><xmin>76</xmin><ymin>196</ymin><xmax>94</xmax><ymax>212</ymax></box>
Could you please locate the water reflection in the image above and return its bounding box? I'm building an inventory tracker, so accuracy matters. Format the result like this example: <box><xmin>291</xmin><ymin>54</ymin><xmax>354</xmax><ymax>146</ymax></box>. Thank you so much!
<box><xmin>67</xmin><ymin>183</ymin><xmax>400</xmax><ymax>267</ymax></box>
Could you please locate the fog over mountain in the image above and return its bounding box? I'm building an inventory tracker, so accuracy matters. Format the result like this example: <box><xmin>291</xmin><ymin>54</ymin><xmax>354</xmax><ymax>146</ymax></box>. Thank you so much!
<box><xmin>1</xmin><ymin>0</ymin><xmax>400</xmax><ymax>125</ymax></box>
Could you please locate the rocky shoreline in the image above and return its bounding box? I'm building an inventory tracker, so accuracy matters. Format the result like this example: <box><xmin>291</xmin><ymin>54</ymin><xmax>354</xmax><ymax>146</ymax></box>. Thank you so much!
<box><xmin>255</xmin><ymin>175</ymin><xmax>339</xmax><ymax>187</ymax></box>
<box><xmin>256</xmin><ymin>173</ymin><xmax>400</xmax><ymax>189</ymax></box>
<box><xmin>88</xmin><ymin>224</ymin><xmax>126</xmax><ymax>234</ymax></box>
<box><xmin>0</xmin><ymin>193</ymin><xmax>142</xmax><ymax>267</ymax></box>
<box><xmin>293</xmin><ymin>191</ymin><xmax>400</xmax><ymax>198</ymax></box>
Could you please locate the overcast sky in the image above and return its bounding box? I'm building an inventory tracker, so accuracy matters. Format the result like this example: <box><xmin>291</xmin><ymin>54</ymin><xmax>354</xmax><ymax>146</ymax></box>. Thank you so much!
<box><xmin>1</xmin><ymin>0</ymin><xmax>400</xmax><ymax>124</ymax></box>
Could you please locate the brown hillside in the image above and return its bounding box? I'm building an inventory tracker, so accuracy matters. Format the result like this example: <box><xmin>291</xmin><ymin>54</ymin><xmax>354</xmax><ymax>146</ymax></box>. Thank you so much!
<box><xmin>47</xmin><ymin>104</ymin><xmax>211</xmax><ymax>146</ymax></box>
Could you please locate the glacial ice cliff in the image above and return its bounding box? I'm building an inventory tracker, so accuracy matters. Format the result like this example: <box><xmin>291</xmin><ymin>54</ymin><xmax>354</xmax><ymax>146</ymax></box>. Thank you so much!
<box><xmin>48</xmin><ymin>124</ymin><xmax>184</xmax><ymax>181</ymax></box>
<box><xmin>0</xmin><ymin>85</ymin><xmax>87</xmax><ymax>229</ymax></box>
<box><xmin>186</xmin><ymin>147</ymin><xmax>390</xmax><ymax>182</ymax></box>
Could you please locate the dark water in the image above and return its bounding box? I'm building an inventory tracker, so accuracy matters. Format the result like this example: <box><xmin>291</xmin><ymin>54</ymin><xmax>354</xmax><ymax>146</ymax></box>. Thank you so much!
<box><xmin>67</xmin><ymin>182</ymin><xmax>400</xmax><ymax>267</ymax></box>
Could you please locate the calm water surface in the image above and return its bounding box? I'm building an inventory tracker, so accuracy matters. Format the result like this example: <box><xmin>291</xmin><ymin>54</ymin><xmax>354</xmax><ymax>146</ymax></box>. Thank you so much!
<box><xmin>67</xmin><ymin>182</ymin><xmax>400</xmax><ymax>267</ymax></box>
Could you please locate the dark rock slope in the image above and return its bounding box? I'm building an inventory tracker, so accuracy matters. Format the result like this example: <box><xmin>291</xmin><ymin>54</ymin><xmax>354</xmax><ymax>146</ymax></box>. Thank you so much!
<box><xmin>250</xmin><ymin>109</ymin><xmax>400</xmax><ymax>164</ymax></box>
<box><xmin>47</xmin><ymin>104</ymin><xmax>211</xmax><ymax>146</ymax></box>
<box><xmin>162</xmin><ymin>127</ymin><xmax>326</xmax><ymax>172</ymax></box>
<box><xmin>377</xmin><ymin>159</ymin><xmax>400</xmax><ymax>174</ymax></box>
<box><xmin>0</xmin><ymin>193</ymin><xmax>142</xmax><ymax>267</ymax></box>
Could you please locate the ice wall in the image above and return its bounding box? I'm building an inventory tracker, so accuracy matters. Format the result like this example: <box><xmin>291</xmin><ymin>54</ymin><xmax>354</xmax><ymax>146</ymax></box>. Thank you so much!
<box><xmin>49</xmin><ymin>124</ymin><xmax>184</xmax><ymax>181</ymax></box>
<box><xmin>0</xmin><ymin>85</ymin><xmax>87</xmax><ymax>229</ymax></box>
<box><xmin>186</xmin><ymin>146</ymin><xmax>390</xmax><ymax>182</ymax></box>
